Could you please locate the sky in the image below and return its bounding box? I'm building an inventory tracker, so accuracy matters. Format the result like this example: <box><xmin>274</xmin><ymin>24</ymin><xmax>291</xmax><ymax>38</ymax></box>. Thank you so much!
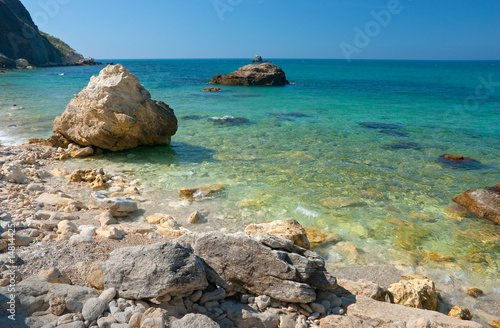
<box><xmin>21</xmin><ymin>0</ymin><xmax>500</xmax><ymax>60</ymax></box>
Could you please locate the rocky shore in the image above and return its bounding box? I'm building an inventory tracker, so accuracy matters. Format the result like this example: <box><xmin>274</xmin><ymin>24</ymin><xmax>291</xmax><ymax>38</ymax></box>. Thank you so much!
<box><xmin>0</xmin><ymin>143</ymin><xmax>494</xmax><ymax>328</ymax></box>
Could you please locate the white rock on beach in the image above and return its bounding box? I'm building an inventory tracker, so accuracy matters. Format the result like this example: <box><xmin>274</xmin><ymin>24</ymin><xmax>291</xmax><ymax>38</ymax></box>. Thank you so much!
<box><xmin>52</xmin><ymin>64</ymin><xmax>178</xmax><ymax>151</ymax></box>
<box><xmin>89</xmin><ymin>192</ymin><xmax>138</xmax><ymax>217</ymax></box>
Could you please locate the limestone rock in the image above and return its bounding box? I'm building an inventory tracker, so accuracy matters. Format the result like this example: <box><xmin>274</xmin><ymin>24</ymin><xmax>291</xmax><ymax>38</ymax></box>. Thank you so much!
<box><xmin>57</xmin><ymin>220</ymin><xmax>78</xmax><ymax>235</ymax></box>
<box><xmin>188</xmin><ymin>211</ymin><xmax>203</xmax><ymax>224</ymax></box>
<box><xmin>335</xmin><ymin>279</ymin><xmax>388</xmax><ymax>301</ymax></box>
<box><xmin>346</xmin><ymin>296</ymin><xmax>481</xmax><ymax>328</ymax></box>
<box><xmin>0</xmin><ymin>276</ymin><xmax>97</xmax><ymax>317</ymax></box>
<box><xmin>210</xmin><ymin>63</ymin><xmax>289</xmax><ymax>86</ymax></box>
<box><xmin>53</xmin><ymin>64</ymin><xmax>178</xmax><ymax>151</ymax></box>
<box><xmin>89</xmin><ymin>192</ymin><xmax>138</xmax><ymax>217</ymax></box>
<box><xmin>102</xmin><ymin>241</ymin><xmax>208</xmax><ymax>299</ymax></box>
<box><xmin>38</xmin><ymin>267</ymin><xmax>71</xmax><ymax>284</ymax></box>
<box><xmin>453</xmin><ymin>184</ymin><xmax>500</xmax><ymax>224</ymax></box>
<box><xmin>387</xmin><ymin>274</ymin><xmax>439</xmax><ymax>311</ymax></box>
<box><xmin>95</xmin><ymin>225</ymin><xmax>125</xmax><ymax>240</ymax></box>
<box><xmin>185</xmin><ymin>232</ymin><xmax>336</xmax><ymax>303</ymax></box>
<box><xmin>244</xmin><ymin>220</ymin><xmax>311</xmax><ymax>249</ymax></box>
<box><xmin>179</xmin><ymin>185</ymin><xmax>224</xmax><ymax>200</ymax></box>
<box><xmin>36</xmin><ymin>193</ymin><xmax>83</xmax><ymax>210</ymax></box>
<box><xmin>171</xmin><ymin>313</ymin><xmax>220</xmax><ymax>328</ymax></box>
<box><xmin>320</xmin><ymin>315</ymin><xmax>374</xmax><ymax>328</ymax></box>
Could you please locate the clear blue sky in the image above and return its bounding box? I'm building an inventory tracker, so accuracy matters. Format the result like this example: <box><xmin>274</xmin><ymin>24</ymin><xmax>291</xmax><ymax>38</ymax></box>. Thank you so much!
<box><xmin>21</xmin><ymin>0</ymin><xmax>500</xmax><ymax>60</ymax></box>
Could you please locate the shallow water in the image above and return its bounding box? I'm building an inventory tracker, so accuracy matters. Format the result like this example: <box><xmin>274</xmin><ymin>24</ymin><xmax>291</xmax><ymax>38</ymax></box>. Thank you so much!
<box><xmin>1</xmin><ymin>59</ymin><xmax>499</xmax><ymax>311</ymax></box>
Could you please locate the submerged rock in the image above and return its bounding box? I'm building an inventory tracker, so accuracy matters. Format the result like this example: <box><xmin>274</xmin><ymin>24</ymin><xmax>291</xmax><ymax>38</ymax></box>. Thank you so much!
<box><xmin>208</xmin><ymin>115</ymin><xmax>249</xmax><ymax>125</ymax></box>
<box><xmin>53</xmin><ymin>64</ymin><xmax>177</xmax><ymax>151</ymax></box>
<box><xmin>210</xmin><ymin>63</ymin><xmax>289</xmax><ymax>86</ymax></box>
<box><xmin>453</xmin><ymin>184</ymin><xmax>500</xmax><ymax>224</ymax></box>
<box><xmin>179</xmin><ymin>185</ymin><xmax>224</xmax><ymax>200</ymax></box>
<box><xmin>203</xmin><ymin>87</ymin><xmax>221</xmax><ymax>92</ymax></box>
<box><xmin>438</xmin><ymin>154</ymin><xmax>484</xmax><ymax>169</ymax></box>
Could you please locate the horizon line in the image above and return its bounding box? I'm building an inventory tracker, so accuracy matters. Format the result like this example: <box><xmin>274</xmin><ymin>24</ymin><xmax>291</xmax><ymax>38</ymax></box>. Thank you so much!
<box><xmin>95</xmin><ymin>57</ymin><xmax>500</xmax><ymax>62</ymax></box>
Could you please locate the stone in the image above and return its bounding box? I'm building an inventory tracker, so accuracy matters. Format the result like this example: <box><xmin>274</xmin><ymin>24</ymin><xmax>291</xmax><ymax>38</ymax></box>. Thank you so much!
<box><xmin>69</xmin><ymin>234</ymin><xmax>95</xmax><ymax>244</ymax></box>
<box><xmin>309</xmin><ymin>302</ymin><xmax>326</xmax><ymax>315</ymax></box>
<box><xmin>334</xmin><ymin>279</ymin><xmax>388</xmax><ymax>301</ymax></box>
<box><xmin>70</xmin><ymin>146</ymin><xmax>94</xmax><ymax>158</ymax></box>
<box><xmin>48</xmin><ymin>295</ymin><xmax>66</xmax><ymax>316</ymax></box>
<box><xmin>98</xmin><ymin>211</ymin><xmax>119</xmax><ymax>226</ymax></box>
<box><xmin>188</xmin><ymin>211</ymin><xmax>203</xmax><ymax>224</ymax></box>
<box><xmin>0</xmin><ymin>275</ymin><xmax>97</xmax><ymax>318</ymax></box>
<box><xmin>96</xmin><ymin>225</ymin><xmax>125</xmax><ymax>240</ymax></box>
<box><xmin>82</xmin><ymin>297</ymin><xmax>107</xmax><ymax>322</ymax></box>
<box><xmin>69</xmin><ymin>168</ymin><xmax>109</xmax><ymax>189</ymax></box>
<box><xmin>0</xmin><ymin>239</ymin><xmax>7</xmax><ymax>251</ymax></box>
<box><xmin>119</xmin><ymin>223</ymin><xmax>155</xmax><ymax>235</ymax></box>
<box><xmin>98</xmin><ymin>316</ymin><xmax>117</xmax><ymax>328</ymax></box>
<box><xmin>255</xmin><ymin>295</ymin><xmax>271</xmax><ymax>311</ymax></box>
<box><xmin>347</xmin><ymin>296</ymin><xmax>481</xmax><ymax>328</ymax></box>
<box><xmin>387</xmin><ymin>274</ymin><xmax>439</xmax><ymax>311</ymax></box>
<box><xmin>448</xmin><ymin>306</ymin><xmax>473</xmax><ymax>320</ymax></box>
<box><xmin>53</xmin><ymin>64</ymin><xmax>178</xmax><ymax>151</ymax></box>
<box><xmin>90</xmin><ymin>192</ymin><xmax>138</xmax><ymax>217</ymax></box>
<box><xmin>146</xmin><ymin>214</ymin><xmax>165</xmax><ymax>224</ymax></box>
<box><xmin>38</xmin><ymin>267</ymin><xmax>72</xmax><ymax>284</ymax></box>
<box><xmin>8</xmin><ymin>233</ymin><xmax>34</xmax><ymax>246</ymax></box>
<box><xmin>179</xmin><ymin>185</ymin><xmax>224</xmax><ymax>200</ymax></box>
<box><xmin>244</xmin><ymin>220</ymin><xmax>311</xmax><ymax>249</ymax></box>
<box><xmin>438</xmin><ymin>154</ymin><xmax>483</xmax><ymax>169</ymax></box>
<box><xmin>220</xmin><ymin>300</ymin><xmax>280</xmax><ymax>328</ymax></box>
<box><xmin>466</xmin><ymin>287</ymin><xmax>484</xmax><ymax>298</ymax></box>
<box><xmin>251</xmin><ymin>55</ymin><xmax>263</xmax><ymax>63</ymax></box>
<box><xmin>184</xmin><ymin>232</ymin><xmax>336</xmax><ymax>303</ymax></box>
<box><xmin>102</xmin><ymin>241</ymin><xmax>208</xmax><ymax>299</ymax></box>
<box><xmin>57</xmin><ymin>323</ymin><xmax>85</xmax><ymax>328</ymax></box>
<box><xmin>140</xmin><ymin>318</ymin><xmax>164</xmax><ymax>328</ymax></box>
<box><xmin>99</xmin><ymin>287</ymin><xmax>117</xmax><ymax>303</ymax></box>
<box><xmin>305</xmin><ymin>227</ymin><xmax>339</xmax><ymax>246</ymax></box>
<box><xmin>208</xmin><ymin>116</ymin><xmax>250</xmax><ymax>125</ymax></box>
<box><xmin>199</xmin><ymin>288</ymin><xmax>226</xmax><ymax>305</ymax></box>
<box><xmin>36</xmin><ymin>193</ymin><xmax>83</xmax><ymax>209</ymax></box>
<box><xmin>57</xmin><ymin>220</ymin><xmax>78</xmax><ymax>235</ymax></box>
<box><xmin>1</xmin><ymin>163</ymin><xmax>27</xmax><ymax>183</ymax></box>
<box><xmin>203</xmin><ymin>87</ymin><xmax>222</xmax><ymax>92</ymax></box>
<box><xmin>210</xmin><ymin>63</ymin><xmax>289</xmax><ymax>86</ymax></box>
<box><xmin>320</xmin><ymin>315</ymin><xmax>373</xmax><ymax>328</ymax></box>
<box><xmin>453</xmin><ymin>184</ymin><xmax>500</xmax><ymax>224</ymax></box>
<box><xmin>170</xmin><ymin>313</ymin><xmax>220</xmax><ymax>328</ymax></box>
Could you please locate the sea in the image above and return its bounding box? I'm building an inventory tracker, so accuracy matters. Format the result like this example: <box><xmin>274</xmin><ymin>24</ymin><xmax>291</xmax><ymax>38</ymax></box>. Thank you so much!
<box><xmin>1</xmin><ymin>59</ymin><xmax>499</xmax><ymax>311</ymax></box>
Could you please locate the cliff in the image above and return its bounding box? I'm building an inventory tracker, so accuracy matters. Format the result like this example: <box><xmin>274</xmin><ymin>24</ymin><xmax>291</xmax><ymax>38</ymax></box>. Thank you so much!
<box><xmin>0</xmin><ymin>0</ymin><xmax>87</xmax><ymax>67</ymax></box>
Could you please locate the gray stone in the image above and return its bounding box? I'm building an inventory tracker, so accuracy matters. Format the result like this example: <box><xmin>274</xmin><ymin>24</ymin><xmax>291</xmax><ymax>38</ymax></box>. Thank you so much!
<box><xmin>184</xmin><ymin>232</ymin><xmax>336</xmax><ymax>303</ymax></box>
<box><xmin>57</xmin><ymin>322</ymin><xmax>86</xmax><ymax>328</ymax></box>
<box><xmin>334</xmin><ymin>279</ymin><xmax>388</xmax><ymax>301</ymax></box>
<box><xmin>0</xmin><ymin>276</ymin><xmax>97</xmax><ymax>317</ymax></box>
<box><xmin>171</xmin><ymin>313</ymin><xmax>220</xmax><ymax>328</ymax></box>
<box><xmin>255</xmin><ymin>295</ymin><xmax>271</xmax><ymax>311</ymax></box>
<box><xmin>220</xmin><ymin>300</ymin><xmax>280</xmax><ymax>328</ymax></box>
<box><xmin>102</xmin><ymin>241</ymin><xmax>208</xmax><ymax>299</ymax></box>
<box><xmin>110</xmin><ymin>324</ymin><xmax>133</xmax><ymax>328</ymax></box>
<box><xmin>82</xmin><ymin>297</ymin><xmax>107</xmax><ymax>322</ymax></box>
<box><xmin>320</xmin><ymin>315</ymin><xmax>374</xmax><ymax>328</ymax></box>
<box><xmin>89</xmin><ymin>192</ymin><xmax>138</xmax><ymax>217</ymax></box>
<box><xmin>114</xmin><ymin>311</ymin><xmax>132</xmax><ymax>323</ymax></box>
<box><xmin>346</xmin><ymin>296</ymin><xmax>482</xmax><ymax>328</ymax></box>
<box><xmin>199</xmin><ymin>288</ymin><xmax>226</xmax><ymax>305</ymax></box>
<box><xmin>97</xmin><ymin>316</ymin><xmax>117</xmax><ymax>328</ymax></box>
<box><xmin>189</xmin><ymin>290</ymin><xmax>203</xmax><ymax>303</ymax></box>
<box><xmin>309</xmin><ymin>302</ymin><xmax>326</xmax><ymax>315</ymax></box>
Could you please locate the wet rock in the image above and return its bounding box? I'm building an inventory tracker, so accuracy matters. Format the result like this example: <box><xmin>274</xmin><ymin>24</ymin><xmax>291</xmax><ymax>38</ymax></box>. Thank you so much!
<box><xmin>210</xmin><ymin>63</ymin><xmax>289</xmax><ymax>86</ymax></box>
<box><xmin>102</xmin><ymin>241</ymin><xmax>208</xmax><ymax>299</ymax></box>
<box><xmin>466</xmin><ymin>287</ymin><xmax>484</xmax><ymax>298</ymax></box>
<box><xmin>304</xmin><ymin>227</ymin><xmax>339</xmax><ymax>246</ymax></box>
<box><xmin>208</xmin><ymin>116</ymin><xmax>250</xmax><ymax>125</ymax></box>
<box><xmin>179</xmin><ymin>185</ymin><xmax>224</xmax><ymax>200</ymax></box>
<box><xmin>448</xmin><ymin>306</ymin><xmax>473</xmax><ymax>320</ymax></box>
<box><xmin>53</xmin><ymin>64</ymin><xmax>177</xmax><ymax>151</ymax></box>
<box><xmin>387</xmin><ymin>274</ymin><xmax>439</xmax><ymax>311</ymax></box>
<box><xmin>184</xmin><ymin>232</ymin><xmax>336</xmax><ymax>303</ymax></box>
<box><xmin>244</xmin><ymin>219</ymin><xmax>311</xmax><ymax>249</ymax></box>
<box><xmin>453</xmin><ymin>184</ymin><xmax>500</xmax><ymax>224</ymax></box>
<box><xmin>203</xmin><ymin>87</ymin><xmax>222</xmax><ymax>92</ymax></box>
<box><xmin>438</xmin><ymin>154</ymin><xmax>483</xmax><ymax>169</ymax></box>
<box><xmin>89</xmin><ymin>192</ymin><xmax>138</xmax><ymax>217</ymax></box>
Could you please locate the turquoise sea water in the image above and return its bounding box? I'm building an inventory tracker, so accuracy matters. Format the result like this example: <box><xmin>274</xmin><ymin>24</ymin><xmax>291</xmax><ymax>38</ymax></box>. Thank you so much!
<box><xmin>1</xmin><ymin>59</ymin><xmax>500</xmax><ymax>302</ymax></box>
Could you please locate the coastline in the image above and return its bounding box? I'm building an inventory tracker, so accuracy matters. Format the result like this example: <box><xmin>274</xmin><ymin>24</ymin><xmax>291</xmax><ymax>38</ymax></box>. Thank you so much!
<box><xmin>0</xmin><ymin>142</ymin><xmax>498</xmax><ymax>327</ymax></box>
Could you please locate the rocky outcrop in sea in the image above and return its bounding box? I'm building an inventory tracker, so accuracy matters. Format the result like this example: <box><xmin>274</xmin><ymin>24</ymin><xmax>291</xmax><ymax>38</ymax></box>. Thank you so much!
<box><xmin>210</xmin><ymin>63</ymin><xmax>289</xmax><ymax>86</ymax></box>
<box><xmin>53</xmin><ymin>64</ymin><xmax>178</xmax><ymax>151</ymax></box>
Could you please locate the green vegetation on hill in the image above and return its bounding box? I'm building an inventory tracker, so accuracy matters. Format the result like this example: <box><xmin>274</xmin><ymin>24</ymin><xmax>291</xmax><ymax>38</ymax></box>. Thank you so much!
<box><xmin>40</xmin><ymin>32</ymin><xmax>75</xmax><ymax>56</ymax></box>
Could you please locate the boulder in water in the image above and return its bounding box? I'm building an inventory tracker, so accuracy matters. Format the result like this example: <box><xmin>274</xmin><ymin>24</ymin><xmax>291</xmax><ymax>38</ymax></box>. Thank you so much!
<box><xmin>53</xmin><ymin>64</ymin><xmax>177</xmax><ymax>151</ymax></box>
<box><xmin>453</xmin><ymin>184</ymin><xmax>500</xmax><ymax>224</ymax></box>
<box><xmin>210</xmin><ymin>63</ymin><xmax>289</xmax><ymax>86</ymax></box>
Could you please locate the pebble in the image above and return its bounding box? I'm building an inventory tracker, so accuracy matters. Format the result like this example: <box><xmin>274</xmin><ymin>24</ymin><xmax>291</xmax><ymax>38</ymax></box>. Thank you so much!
<box><xmin>331</xmin><ymin>295</ymin><xmax>342</xmax><ymax>308</ymax></box>
<box><xmin>320</xmin><ymin>300</ymin><xmax>331</xmax><ymax>311</ymax></box>
<box><xmin>331</xmin><ymin>306</ymin><xmax>345</xmax><ymax>315</ymax></box>
<box><xmin>309</xmin><ymin>302</ymin><xmax>326</xmax><ymax>314</ymax></box>
<box><xmin>82</xmin><ymin>297</ymin><xmax>107</xmax><ymax>322</ymax></box>
<box><xmin>255</xmin><ymin>295</ymin><xmax>271</xmax><ymax>311</ymax></box>
<box><xmin>199</xmin><ymin>287</ymin><xmax>226</xmax><ymax>305</ymax></box>
<box><xmin>97</xmin><ymin>316</ymin><xmax>117</xmax><ymax>328</ymax></box>
<box><xmin>114</xmin><ymin>311</ymin><xmax>132</xmax><ymax>323</ymax></box>
<box><xmin>100</xmin><ymin>288</ymin><xmax>117</xmax><ymax>303</ymax></box>
<box><xmin>204</xmin><ymin>300</ymin><xmax>219</xmax><ymax>309</ymax></box>
<box><xmin>189</xmin><ymin>290</ymin><xmax>203</xmax><ymax>303</ymax></box>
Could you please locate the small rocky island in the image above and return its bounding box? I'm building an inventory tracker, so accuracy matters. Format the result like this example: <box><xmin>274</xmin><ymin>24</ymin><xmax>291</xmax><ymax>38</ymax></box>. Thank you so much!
<box><xmin>210</xmin><ymin>63</ymin><xmax>289</xmax><ymax>86</ymax></box>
